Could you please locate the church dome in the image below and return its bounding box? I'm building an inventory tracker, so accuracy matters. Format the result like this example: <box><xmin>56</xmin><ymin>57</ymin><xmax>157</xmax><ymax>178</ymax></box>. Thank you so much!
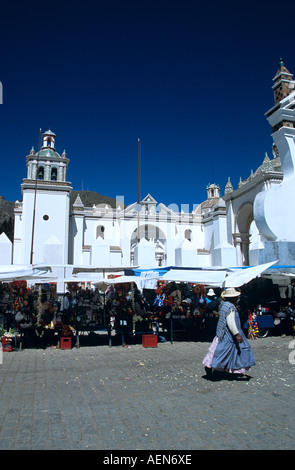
<box><xmin>44</xmin><ymin>129</ymin><xmax>56</xmax><ymax>136</ymax></box>
<box><xmin>39</xmin><ymin>148</ymin><xmax>61</xmax><ymax>159</ymax></box>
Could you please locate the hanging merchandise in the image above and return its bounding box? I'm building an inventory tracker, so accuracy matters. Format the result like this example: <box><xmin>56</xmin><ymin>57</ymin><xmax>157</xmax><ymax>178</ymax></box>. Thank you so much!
<box><xmin>189</xmin><ymin>283</ymin><xmax>207</xmax><ymax>313</ymax></box>
<box><xmin>153</xmin><ymin>294</ymin><xmax>165</xmax><ymax>307</ymax></box>
<box><xmin>248</xmin><ymin>311</ymin><xmax>259</xmax><ymax>339</ymax></box>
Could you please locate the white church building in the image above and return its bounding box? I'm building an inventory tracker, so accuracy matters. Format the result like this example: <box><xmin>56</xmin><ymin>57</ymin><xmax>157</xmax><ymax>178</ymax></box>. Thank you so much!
<box><xmin>1</xmin><ymin>60</ymin><xmax>295</xmax><ymax>290</ymax></box>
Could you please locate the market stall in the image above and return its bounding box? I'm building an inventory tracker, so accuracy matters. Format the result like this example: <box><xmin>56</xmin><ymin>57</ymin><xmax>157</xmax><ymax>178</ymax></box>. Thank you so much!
<box><xmin>65</xmin><ymin>282</ymin><xmax>112</xmax><ymax>347</ymax></box>
<box><xmin>151</xmin><ymin>279</ymin><xmax>219</xmax><ymax>342</ymax></box>
<box><xmin>98</xmin><ymin>280</ymin><xmax>157</xmax><ymax>346</ymax></box>
<box><xmin>0</xmin><ymin>280</ymin><xmax>66</xmax><ymax>350</ymax></box>
<box><xmin>0</xmin><ymin>261</ymin><xmax>281</xmax><ymax>350</ymax></box>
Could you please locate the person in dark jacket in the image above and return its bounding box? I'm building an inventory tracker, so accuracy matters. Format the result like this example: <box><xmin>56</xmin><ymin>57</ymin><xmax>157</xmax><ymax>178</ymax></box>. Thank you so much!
<box><xmin>205</xmin><ymin>289</ymin><xmax>220</xmax><ymax>315</ymax></box>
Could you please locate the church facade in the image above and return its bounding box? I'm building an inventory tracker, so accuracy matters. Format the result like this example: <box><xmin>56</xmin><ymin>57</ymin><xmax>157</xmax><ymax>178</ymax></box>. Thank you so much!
<box><xmin>11</xmin><ymin>128</ymin><xmax>240</xmax><ymax>271</ymax></box>
<box><xmin>2</xmin><ymin>60</ymin><xmax>295</xmax><ymax>286</ymax></box>
<box><xmin>224</xmin><ymin>59</ymin><xmax>295</xmax><ymax>268</ymax></box>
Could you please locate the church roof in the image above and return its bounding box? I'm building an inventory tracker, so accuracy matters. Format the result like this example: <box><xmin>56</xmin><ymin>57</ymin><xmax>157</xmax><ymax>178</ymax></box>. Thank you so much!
<box><xmin>73</xmin><ymin>193</ymin><xmax>84</xmax><ymax>208</ymax></box>
<box><xmin>43</xmin><ymin>129</ymin><xmax>56</xmax><ymax>136</ymax></box>
<box><xmin>200</xmin><ymin>197</ymin><xmax>219</xmax><ymax>211</ymax></box>
<box><xmin>237</xmin><ymin>152</ymin><xmax>282</xmax><ymax>189</ymax></box>
<box><xmin>141</xmin><ymin>194</ymin><xmax>157</xmax><ymax>205</ymax></box>
<box><xmin>39</xmin><ymin>148</ymin><xmax>61</xmax><ymax>159</ymax></box>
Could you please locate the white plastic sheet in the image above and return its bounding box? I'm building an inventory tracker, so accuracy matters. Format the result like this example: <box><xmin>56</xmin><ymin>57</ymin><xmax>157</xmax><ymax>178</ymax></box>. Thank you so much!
<box><xmin>161</xmin><ymin>269</ymin><xmax>227</xmax><ymax>287</ymax></box>
<box><xmin>160</xmin><ymin>261</ymin><xmax>277</xmax><ymax>288</ymax></box>
<box><xmin>223</xmin><ymin>261</ymin><xmax>277</xmax><ymax>288</ymax></box>
<box><xmin>0</xmin><ymin>265</ymin><xmax>52</xmax><ymax>281</ymax></box>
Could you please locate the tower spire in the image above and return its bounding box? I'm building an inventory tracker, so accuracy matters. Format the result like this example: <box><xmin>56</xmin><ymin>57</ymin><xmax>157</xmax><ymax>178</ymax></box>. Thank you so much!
<box><xmin>272</xmin><ymin>58</ymin><xmax>295</xmax><ymax>104</ymax></box>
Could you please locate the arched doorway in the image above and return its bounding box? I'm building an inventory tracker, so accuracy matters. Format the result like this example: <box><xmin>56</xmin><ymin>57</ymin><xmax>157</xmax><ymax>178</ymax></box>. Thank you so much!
<box><xmin>234</xmin><ymin>202</ymin><xmax>254</xmax><ymax>266</ymax></box>
<box><xmin>130</xmin><ymin>224</ymin><xmax>166</xmax><ymax>266</ymax></box>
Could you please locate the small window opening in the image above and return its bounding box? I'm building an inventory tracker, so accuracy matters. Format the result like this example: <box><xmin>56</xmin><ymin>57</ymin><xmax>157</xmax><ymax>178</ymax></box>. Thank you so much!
<box><xmin>51</xmin><ymin>168</ymin><xmax>57</xmax><ymax>181</ymax></box>
<box><xmin>38</xmin><ymin>167</ymin><xmax>44</xmax><ymax>180</ymax></box>
<box><xmin>96</xmin><ymin>225</ymin><xmax>105</xmax><ymax>239</ymax></box>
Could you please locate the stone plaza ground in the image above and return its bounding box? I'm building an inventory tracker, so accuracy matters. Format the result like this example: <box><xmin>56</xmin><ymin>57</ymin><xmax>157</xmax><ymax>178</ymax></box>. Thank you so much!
<box><xmin>0</xmin><ymin>334</ymin><xmax>294</xmax><ymax>452</ymax></box>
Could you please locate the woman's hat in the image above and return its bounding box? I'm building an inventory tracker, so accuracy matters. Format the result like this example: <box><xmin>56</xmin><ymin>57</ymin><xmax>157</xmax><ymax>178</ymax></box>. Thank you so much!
<box><xmin>207</xmin><ymin>289</ymin><xmax>215</xmax><ymax>297</ymax></box>
<box><xmin>221</xmin><ymin>287</ymin><xmax>241</xmax><ymax>298</ymax></box>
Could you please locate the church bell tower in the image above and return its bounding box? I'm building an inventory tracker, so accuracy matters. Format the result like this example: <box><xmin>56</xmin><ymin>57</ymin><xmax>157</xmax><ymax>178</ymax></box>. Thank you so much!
<box><xmin>13</xmin><ymin>130</ymin><xmax>72</xmax><ymax>265</ymax></box>
<box><xmin>252</xmin><ymin>60</ymin><xmax>295</xmax><ymax>265</ymax></box>
<box><xmin>272</xmin><ymin>58</ymin><xmax>295</xmax><ymax>105</ymax></box>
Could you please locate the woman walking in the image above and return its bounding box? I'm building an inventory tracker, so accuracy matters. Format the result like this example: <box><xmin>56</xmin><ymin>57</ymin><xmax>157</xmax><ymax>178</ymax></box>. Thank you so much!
<box><xmin>203</xmin><ymin>287</ymin><xmax>256</xmax><ymax>379</ymax></box>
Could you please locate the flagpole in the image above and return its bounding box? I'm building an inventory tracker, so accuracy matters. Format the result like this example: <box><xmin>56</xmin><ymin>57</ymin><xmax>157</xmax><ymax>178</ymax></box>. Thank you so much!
<box><xmin>137</xmin><ymin>138</ymin><xmax>141</xmax><ymax>243</ymax></box>
<box><xmin>30</xmin><ymin>128</ymin><xmax>42</xmax><ymax>265</ymax></box>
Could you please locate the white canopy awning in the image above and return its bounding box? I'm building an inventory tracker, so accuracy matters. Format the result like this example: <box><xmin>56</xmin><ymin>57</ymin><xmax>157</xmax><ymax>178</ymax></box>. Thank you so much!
<box><xmin>0</xmin><ymin>265</ymin><xmax>52</xmax><ymax>281</ymax></box>
<box><xmin>72</xmin><ymin>266</ymin><xmax>135</xmax><ymax>274</ymax></box>
<box><xmin>93</xmin><ymin>275</ymin><xmax>159</xmax><ymax>292</ymax></box>
<box><xmin>161</xmin><ymin>269</ymin><xmax>227</xmax><ymax>287</ymax></box>
<box><xmin>223</xmin><ymin>261</ymin><xmax>278</xmax><ymax>288</ymax></box>
<box><xmin>0</xmin><ymin>261</ymin><xmax>277</xmax><ymax>290</ymax></box>
<box><xmin>160</xmin><ymin>261</ymin><xmax>277</xmax><ymax>288</ymax></box>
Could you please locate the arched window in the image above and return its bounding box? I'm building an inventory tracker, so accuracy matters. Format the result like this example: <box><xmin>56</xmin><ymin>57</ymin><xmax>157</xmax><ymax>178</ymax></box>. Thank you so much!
<box><xmin>96</xmin><ymin>225</ymin><xmax>105</xmax><ymax>239</ymax></box>
<box><xmin>184</xmin><ymin>229</ymin><xmax>192</xmax><ymax>242</ymax></box>
<box><xmin>37</xmin><ymin>166</ymin><xmax>44</xmax><ymax>180</ymax></box>
<box><xmin>51</xmin><ymin>167</ymin><xmax>57</xmax><ymax>181</ymax></box>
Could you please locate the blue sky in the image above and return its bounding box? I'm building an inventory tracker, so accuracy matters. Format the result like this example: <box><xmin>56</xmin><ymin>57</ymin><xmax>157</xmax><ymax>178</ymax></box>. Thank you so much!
<box><xmin>0</xmin><ymin>0</ymin><xmax>294</xmax><ymax>210</ymax></box>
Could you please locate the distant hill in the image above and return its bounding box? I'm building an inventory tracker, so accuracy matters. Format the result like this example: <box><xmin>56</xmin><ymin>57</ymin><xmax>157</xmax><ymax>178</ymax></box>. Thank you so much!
<box><xmin>70</xmin><ymin>190</ymin><xmax>125</xmax><ymax>209</ymax></box>
<box><xmin>0</xmin><ymin>196</ymin><xmax>14</xmax><ymax>242</ymax></box>
<box><xmin>0</xmin><ymin>191</ymin><xmax>126</xmax><ymax>243</ymax></box>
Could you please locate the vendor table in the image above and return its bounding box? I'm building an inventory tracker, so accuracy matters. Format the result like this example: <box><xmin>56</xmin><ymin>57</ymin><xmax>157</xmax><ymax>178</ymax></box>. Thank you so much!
<box><xmin>17</xmin><ymin>325</ymin><xmax>61</xmax><ymax>349</ymax></box>
<box><xmin>76</xmin><ymin>325</ymin><xmax>112</xmax><ymax>347</ymax></box>
<box><xmin>157</xmin><ymin>314</ymin><xmax>218</xmax><ymax>343</ymax></box>
<box><xmin>121</xmin><ymin>319</ymin><xmax>158</xmax><ymax>346</ymax></box>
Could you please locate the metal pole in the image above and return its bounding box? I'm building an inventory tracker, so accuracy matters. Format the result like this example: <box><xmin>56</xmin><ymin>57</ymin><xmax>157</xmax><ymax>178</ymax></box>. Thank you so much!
<box><xmin>30</xmin><ymin>128</ymin><xmax>42</xmax><ymax>265</ymax></box>
<box><xmin>137</xmin><ymin>138</ymin><xmax>141</xmax><ymax>242</ymax></box>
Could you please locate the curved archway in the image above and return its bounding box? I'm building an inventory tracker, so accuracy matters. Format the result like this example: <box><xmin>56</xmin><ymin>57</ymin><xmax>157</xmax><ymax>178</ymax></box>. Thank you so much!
<box><xmin>234</xmin><ymin>202</ymin><xmax>254</xmax><ymax>266</ymax></box>
<box><xmin>96</xmin><ymin>225</ymin><xmax>105</xmax><ymax>239</ymax></box>
<box><xmin>184</xmin><ymin>229</ymin><xmax>192</xmax><ymax>242</ymax></box>
<box><xmin>130</xmin><ymin>224</ymin><xmax>166</xmax><ymax>266</ymax></box>
<box><xmin>235</xmin><ymin>202</ymin><xmax>254</xmax><ymax>234</ymax></box>
<box><xmin>37</xmin><ymin>166</ymin><xmax>44</xmax><ymax>180</ymax></box>
<box><xmin>51</xmin><ymin>167</ymin><xmax>58</xmax><ymax>181</ymax></box>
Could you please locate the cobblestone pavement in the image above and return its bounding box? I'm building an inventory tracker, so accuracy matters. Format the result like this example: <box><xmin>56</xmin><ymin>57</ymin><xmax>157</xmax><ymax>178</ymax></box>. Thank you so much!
<box><xmin>0</xmin><ymin>335</ymin><xmax>294</xmax><ymax>451</ymax></box>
